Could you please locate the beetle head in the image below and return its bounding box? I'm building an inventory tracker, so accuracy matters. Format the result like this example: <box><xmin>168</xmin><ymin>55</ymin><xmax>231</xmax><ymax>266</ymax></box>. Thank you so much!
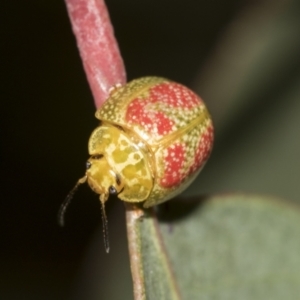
<box><xmin>85</xmin><ymin>154</ymin><xmax>124</xmax><ymax>201</ymax></box>
<box><xmin>58</xmin><ymin>153</ymin><xmax>124</xmax><ymax>253</ymax></box>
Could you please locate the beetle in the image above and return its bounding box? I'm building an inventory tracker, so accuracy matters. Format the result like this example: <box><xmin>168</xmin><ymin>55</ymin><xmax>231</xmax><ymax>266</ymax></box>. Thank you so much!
<box><xmin>58</xmin><ymin>77</ymin><xmax>214</xmax><ymax>252</ymax></box>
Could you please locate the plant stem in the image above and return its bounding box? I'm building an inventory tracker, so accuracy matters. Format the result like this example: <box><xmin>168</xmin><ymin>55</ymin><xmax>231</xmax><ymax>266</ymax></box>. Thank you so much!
<box><xmin>64</xmin><ymin>0</ymin><xmax>126</xmax><ymax>108</ymax></box>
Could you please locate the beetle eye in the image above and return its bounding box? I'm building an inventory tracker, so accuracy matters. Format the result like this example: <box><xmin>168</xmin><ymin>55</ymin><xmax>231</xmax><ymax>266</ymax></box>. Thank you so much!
<box><xmin>109</xmin><ymin>186</ymin><xmax>117</xmax><ymax>195</ymax></box>
<box><xmin>91</xmin><ymin>154</ymin><xmax>103</xmax><ymax>160</ymax></box>
<box><xmin>86</xmin><ymin>161</ymin><xmax>91</xmax><ymax>169</ymax></box>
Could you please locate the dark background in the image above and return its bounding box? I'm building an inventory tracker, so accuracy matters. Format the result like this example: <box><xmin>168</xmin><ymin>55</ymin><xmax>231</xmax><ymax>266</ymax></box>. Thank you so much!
<box><xmin>1</xmin><ymin>0</ymin><xmax>300</xmax><ymax>299</ymax></box>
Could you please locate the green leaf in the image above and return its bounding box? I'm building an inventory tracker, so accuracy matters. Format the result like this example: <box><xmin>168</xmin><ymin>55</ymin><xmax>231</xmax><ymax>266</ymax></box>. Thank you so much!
<box><xmin>126</xmin><ymin>195</ymin><xmax>300</xmax><ymax>300</ymax></box>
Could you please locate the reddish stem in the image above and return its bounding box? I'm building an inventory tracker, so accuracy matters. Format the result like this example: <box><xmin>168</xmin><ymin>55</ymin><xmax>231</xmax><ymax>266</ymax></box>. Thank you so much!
<box><xmin>64</xmin><ymin>0</ymin><xmax>146</xmax><ymax>297</ymax></box>
<box><xmin>65</xmin><ymin>0</ymin><xmax>126</xmax><ymax>107</ymax></box>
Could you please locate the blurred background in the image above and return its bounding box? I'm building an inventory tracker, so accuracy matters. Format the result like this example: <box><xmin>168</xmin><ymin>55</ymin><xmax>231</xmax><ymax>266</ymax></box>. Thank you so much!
<box><xmin>1</xmin><ymin>0</ymin><xmax>300</xmax><ymax>299</ymax></box>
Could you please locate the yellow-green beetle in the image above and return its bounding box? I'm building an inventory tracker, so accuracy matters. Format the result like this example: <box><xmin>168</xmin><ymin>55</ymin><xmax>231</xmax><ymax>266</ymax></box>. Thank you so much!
<box><xmin>59</xmin><ymin>77</ymin><xmax>213</xmax><ymax>252</ymax></box>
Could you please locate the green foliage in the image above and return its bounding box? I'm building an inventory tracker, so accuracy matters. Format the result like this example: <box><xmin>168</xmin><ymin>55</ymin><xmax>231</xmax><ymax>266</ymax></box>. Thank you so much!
<box><xmin>132</xmin><ymin>195</ymin><xmax>300</xmax><ymax>299</ymax></box>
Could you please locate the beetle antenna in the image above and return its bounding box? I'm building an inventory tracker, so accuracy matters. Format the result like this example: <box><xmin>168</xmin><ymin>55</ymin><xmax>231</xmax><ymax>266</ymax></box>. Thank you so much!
<box><xmin>58</xmin><ymin>176</ymin><xmax>87</xmax><ymax>227</ymax></box>
<box><xmin>100</xmin><ymin>195</ymin><xmax>110</xmax><ymax>253</ymax></box>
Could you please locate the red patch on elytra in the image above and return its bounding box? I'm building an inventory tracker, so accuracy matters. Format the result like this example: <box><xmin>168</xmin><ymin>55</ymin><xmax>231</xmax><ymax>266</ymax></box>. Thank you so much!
<box><xmin>160</xmin><ymin>144</ymin><xmax>185</xmax><ymax>188</ymax></box>
<box><xmin>125</xmin><ymin>81</ymin><xmax>202</xmax><ymax>136</ymax></box>
<box><xmin>126</xmin><ymin>99</ymin><xmax>174</xmax><ymax>136</ymax></box>
<box><xmin>149</xmin><ymin>82</ymin><xmax>201</xmax><ymax>109</ymax></box>
<box><xmin>188</xmin><ymin>125</ymin><xmax>214</xmax><ymax>175</ymax></box>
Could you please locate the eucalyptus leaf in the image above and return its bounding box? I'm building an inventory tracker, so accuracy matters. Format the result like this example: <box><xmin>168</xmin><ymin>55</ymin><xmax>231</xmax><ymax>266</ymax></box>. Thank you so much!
<box><xmin>128</xmin><ymin>195</ymin><xmax>300</xmax><ymax>299</ymax></box>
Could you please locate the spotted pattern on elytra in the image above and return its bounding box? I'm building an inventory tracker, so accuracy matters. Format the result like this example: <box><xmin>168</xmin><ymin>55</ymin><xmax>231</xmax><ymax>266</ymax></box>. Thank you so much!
<box><xmin>149</xmin><ymin>82</ymin><xmax>201</xmax><ymax>109</ymax></box>
<box><xmin>92</xmin><ymin>77</ymin><xmax>214</xmax><ymax>207</ymax></box>
<box><xmin>160</xmin><ymin>143</ymin><xmax>185</xmax><ymax>188</ymax></box>
<box><xmin>125</xmin><ymin>100</ymin><xmax>175</xmax><ymax>137</ymax></box>
<box><xmin>152</xmin><ymin>118</ymin><xmax>212</xmax><ymax>191</ymax></box>
<box><xmin>125</xmin><ymin>82</ymin><xmax>204</xmax><ymax>141</ymax></box>
<box><xmin>188</xmin><ymin>124</ymin><xmax>214</xmax><ymax>175</ymax></box>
